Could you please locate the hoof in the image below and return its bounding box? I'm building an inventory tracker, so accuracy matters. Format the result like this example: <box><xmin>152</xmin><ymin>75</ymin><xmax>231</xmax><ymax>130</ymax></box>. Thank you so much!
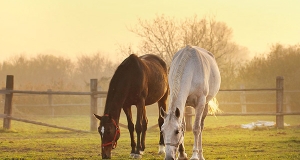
<box><xmin>190</xmin><ymin>151</ymin><xmax>200</xmax><ymax>160</ymax></box>
<box><xmin>178</xmin><ymin>153</ymin><xmax>188</xmax><ymax>160</ymax></box>
<box><xmin>190</xmin><ymin>155</ymin><xmax>199</xmax><ymax>160</ymax></box>
<box><xmin>130</xmin><ymin>153</ymin><xmax>135</xmax><ymax>158</ymax></box>
<box><xmin>139</xmin><ymin>151</ymin><xmax>144</xmax><ymax>155</ymax></box>
<box><xmin>134</xmin><ymin>154</ymin><xmax>142</xmax><ymax>159</ymax></box>
<box><xmin>158</xmin><ymin>145</ymin><xmax>165</xmax><ymax>155</ymax></box>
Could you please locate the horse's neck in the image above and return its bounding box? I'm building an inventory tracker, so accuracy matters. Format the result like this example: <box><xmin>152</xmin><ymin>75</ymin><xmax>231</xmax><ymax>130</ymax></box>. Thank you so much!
<box><xmin>104</xmin><ymin>105</ymin><xmax>122</xmax><ymax>124</ymax></box>
<box><xmin>104</xmin><ymin>91</ymin><xmax>127</xmax><ymax>124</ymax></box>
<box><xmin>169</xmin><ymin>96</ymin><xmax>186</xmax><ymax>117</ymax></box>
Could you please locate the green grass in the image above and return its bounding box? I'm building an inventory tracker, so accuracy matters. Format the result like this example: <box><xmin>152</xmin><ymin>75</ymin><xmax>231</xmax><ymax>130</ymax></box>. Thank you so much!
<box><xmin>0</xmin><ymin>115</ymin><xmax>299</xmax><ymax>159</ymax></box>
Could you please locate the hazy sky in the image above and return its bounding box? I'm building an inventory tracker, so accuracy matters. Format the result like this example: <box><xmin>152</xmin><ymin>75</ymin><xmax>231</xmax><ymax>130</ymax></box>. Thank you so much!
<box><xmin>1</xmin><ymin>0</ymin><xmax>299</xmax><ymax>63</ymax></box>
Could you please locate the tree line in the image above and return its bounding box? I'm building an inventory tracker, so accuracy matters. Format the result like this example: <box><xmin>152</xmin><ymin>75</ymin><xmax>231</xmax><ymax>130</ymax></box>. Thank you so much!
<box><xmin>0</xmin><ymin>15</ymin><xmax>299</xmax><ymax>112</ymax></box>
<box><xmin>0</xmin><ymin>53</ymin><xmax>117</xmax><ymax>91</ymax></box>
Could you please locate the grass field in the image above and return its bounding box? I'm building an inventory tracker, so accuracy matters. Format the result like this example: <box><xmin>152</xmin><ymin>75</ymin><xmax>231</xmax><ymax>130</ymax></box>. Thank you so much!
<box><xmin>0</xmin><ymin>115</ymin><xmax>300</xmax><ymax>159</ymax></box>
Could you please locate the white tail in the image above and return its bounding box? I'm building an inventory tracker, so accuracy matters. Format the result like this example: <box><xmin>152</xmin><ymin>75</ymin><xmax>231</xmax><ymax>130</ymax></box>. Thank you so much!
<box><xmin>208</xmin><ymin>97</ymin><xmax>222</xmax><ymax>115</ymax></box>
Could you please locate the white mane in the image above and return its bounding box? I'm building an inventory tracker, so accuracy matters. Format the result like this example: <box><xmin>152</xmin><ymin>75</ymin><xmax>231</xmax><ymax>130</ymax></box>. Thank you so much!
<box><xmin>169</xmin><ymin>45</ymin><xmax>193</xmax><ymax>99</ymax></box>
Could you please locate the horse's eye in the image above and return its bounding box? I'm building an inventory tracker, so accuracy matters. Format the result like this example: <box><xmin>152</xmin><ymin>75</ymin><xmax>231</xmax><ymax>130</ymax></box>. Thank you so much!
<box><xmin>175</xmin><ymin>130</ymin><xmax>179</xmax><ymax>134</ymax></box>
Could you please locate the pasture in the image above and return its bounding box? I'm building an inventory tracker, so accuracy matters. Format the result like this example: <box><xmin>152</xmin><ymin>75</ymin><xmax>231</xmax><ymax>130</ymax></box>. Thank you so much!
<box><xmin>1</xmin><ymin>115</ymin><xmax>300</xmax><ymax>159</ymax></box>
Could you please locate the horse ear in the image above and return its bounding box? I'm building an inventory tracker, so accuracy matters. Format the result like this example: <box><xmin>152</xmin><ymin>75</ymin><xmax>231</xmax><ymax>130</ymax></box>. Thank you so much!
<box><xmin>94</xmin><ymin>114</ymin><xmax>102</xmax><ymax>120</ymax></box>
<box><xmin>160</xmin><ymin>107</ymin><xmax>167</xmax><ymax>119</ymax></box>
<box><xmin>175</xmin><ymin>108</ymin><xmax>180</xmax><ymax>118</ymax></box>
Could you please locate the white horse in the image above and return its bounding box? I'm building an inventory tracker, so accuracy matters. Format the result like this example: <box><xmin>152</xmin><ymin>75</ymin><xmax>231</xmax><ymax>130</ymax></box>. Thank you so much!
<box><xmin>160</xmin><ymin>45</ymin><xmax>221</xmax><ymax>160</ymax></box>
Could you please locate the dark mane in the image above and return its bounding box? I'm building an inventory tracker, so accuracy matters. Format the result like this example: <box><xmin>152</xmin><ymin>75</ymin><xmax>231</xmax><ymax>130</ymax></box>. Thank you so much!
<box><xmin>104</xmin><ymin>54</ymin><xmax>142</xmax><ymax>117</ymax></box>
<box><xmin>112</xmin><ymin>54</ymin><xmax>141</xmax><ymax>83</ymax></box>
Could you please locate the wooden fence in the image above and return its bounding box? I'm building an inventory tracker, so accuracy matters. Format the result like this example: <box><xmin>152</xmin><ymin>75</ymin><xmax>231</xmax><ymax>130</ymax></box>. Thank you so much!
<box><xmin>184</xmin><ymin>76</ymin><xmax>286</xmax><ymax>130</ymax></box>
<box><xmin>0</xmin><ymin>75</ymin><xmax>105</xmax><ymax>132</ymax></box>
<box><xmin>1</xmin><ymin>75</ymin><xmax>299</xmax><ymax>132</ymax></box>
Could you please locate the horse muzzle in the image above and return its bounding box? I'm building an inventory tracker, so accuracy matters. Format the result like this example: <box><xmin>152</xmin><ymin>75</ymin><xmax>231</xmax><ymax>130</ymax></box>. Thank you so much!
<box><xmin>164</xmin><ymin>145</ymin><xmax>177</xmax><ymax>160</ymax></box>
<box><xmin>102</xmin><ymin>153</ymin><xmax>111</xmax><ymax>159</ymax></box>
<box><xmin>102</xmin><ymin>147</ymin><xmax>112</xmax><ymax>159</ymax></box>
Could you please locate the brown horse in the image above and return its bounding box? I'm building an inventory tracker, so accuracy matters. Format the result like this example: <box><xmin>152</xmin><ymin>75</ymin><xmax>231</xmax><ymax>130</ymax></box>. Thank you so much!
<box><xmin>94</xmin><ymin>54</ymin><xmax>169</xmax><ymax>159</ymax></box>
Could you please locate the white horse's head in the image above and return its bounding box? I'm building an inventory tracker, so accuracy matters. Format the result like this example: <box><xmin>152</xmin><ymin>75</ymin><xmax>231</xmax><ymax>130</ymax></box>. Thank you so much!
<box><xmin>160</xmin><ymin>107</ymin><xmax>185</xmax><ymax>160</ymax></box>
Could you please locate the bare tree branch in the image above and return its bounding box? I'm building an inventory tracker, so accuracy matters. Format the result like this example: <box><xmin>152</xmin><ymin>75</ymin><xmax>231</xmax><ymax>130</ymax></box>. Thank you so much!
<box><xmin>121</xmin><ymin>14</ymin><xmax>248</xmax><ymax>73</ymax></box>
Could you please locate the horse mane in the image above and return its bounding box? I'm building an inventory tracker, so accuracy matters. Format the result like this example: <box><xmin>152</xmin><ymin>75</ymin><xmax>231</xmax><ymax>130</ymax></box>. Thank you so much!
<box><xmin>118</xmin><ymin>54</ymin><xmax>140</xmax><ymax>70</ymax></box>
<box><xmin>111</xmin><ymin>54</ymin><xmax>140</xmax><ymax>83</ymax></box>
<box><xmin>104</xmin><ymin>54</ymin><xmax>141</xmax><ymax>114</ymax></box>
<box><xmin>169</xmin><ymin>45</ymin><xmax>194</xmax><ymax>99</ymax></box>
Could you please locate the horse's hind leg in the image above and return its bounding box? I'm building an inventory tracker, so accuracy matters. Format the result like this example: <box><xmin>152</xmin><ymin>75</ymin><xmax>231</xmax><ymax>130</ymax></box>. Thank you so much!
<box><xmin>134</xmin><ymin>100</ymin><xmax>146</xmax><ymax>158</ymax></box>
<box><xmin>157</xmin><ymin>91</ymin><xmax>168</xmax><ymax>154</ymax></box>
<box><xmin>141</xmin><ymin>106</ymin><xmax>148</xmax><ymax>153</ymax></box>
<box><xmin>196</xmin><ymin>103</ymin><xmax>208</xmax><ymax>160</ymax></box>
<box><xmin>191</xmin><ymin>96</ymin><xmax>206</xmax><ymax>160</ymax></box>
<box><xmin>123</xmin><ymin>106</ymin><xmax>136</xmax><ymax>158</ymax></box>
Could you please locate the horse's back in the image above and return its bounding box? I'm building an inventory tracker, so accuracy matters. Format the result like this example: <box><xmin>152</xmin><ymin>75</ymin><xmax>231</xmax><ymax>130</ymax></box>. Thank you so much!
<box><xmin>169</xmin><ymin>45</ymin><xmax>220</xmax><ymax>102</ymax></box>
<box><xmin>111</xmin><ymin>54</ymin><xmax>143</xmax><ymax>87</ymax></box>
<box><xmin>109</xmin><ymin>54</ymin><xmax>168</xmax><ymax>106</ymax></box>
<box><xmin>193</xmin><ymin>47</ymin><xmax>221</xmax><ymax>97</ymax></box>
<box><xmin>140</xmin><ymin>54</ymin><xmax>169</xmax><ymax>105</ymax></box>
<box><xmin>140</xmin><ymin>54</ymin><xmax>168</xmax><ymax>71</ymax></box>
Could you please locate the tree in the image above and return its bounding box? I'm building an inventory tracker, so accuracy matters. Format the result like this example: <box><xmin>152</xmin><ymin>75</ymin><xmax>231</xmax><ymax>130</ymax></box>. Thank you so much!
<box><xmin>118</xmin><ymin>14</ymin><xmax>249</xmax><ymax>90</ymax></box>
<box><xmin>74</xmin><ymin>52</ymin><xmax>117</xmax><ymax>90</ymax></box>
<box><xmin>126</xmin><ymin>15</ymin><xmax>248</xmax><ymax>68</ymax></box>
<box><xmin>236</xmin><ymin>43</ymin><xmax>300</xmax><ymax>111</ymax></box>
<box><xmin>238</xmin><ymin>44</ymin><xmax>300</xmax><ymax>89</ymax></box>
<box><xmin>0</xmin><ymin>54</ymin><xmax>74</xmax><ymax>89</ymax></box>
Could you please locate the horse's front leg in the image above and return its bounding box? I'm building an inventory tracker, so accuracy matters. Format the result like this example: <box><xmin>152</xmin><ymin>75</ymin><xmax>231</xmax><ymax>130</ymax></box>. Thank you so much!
<box><xmin>157</xmin><ymin>93</ymin><xmax>168</xmax><ymax>154</ymax></box>
<box><xmin>134</xmin><ymin>100</ymin><xmax>146</xmax><ymax>158</ymax></box>
<box><xmin>141</xmin><ymin>106</ymin><xmax>148</xmax><ymax>153</ymax></box>
<box><xmin>197</xmin><ymin>104</ymin><xmax>208</xmax><ymax>160</ymax></box>
<box><xmin>178</xmin><ymin>117</ymin><xmax>188</xmax><ymax>160</ymax></box>
<box><xmin>123</xmin><ymin>106</ymin><xmax>136</xmax><ymax>157</ymax></box>
<box><xmin>191</xmin><ymin>97</ymin><xmax>206</xmax><ymax>160</ymax></box>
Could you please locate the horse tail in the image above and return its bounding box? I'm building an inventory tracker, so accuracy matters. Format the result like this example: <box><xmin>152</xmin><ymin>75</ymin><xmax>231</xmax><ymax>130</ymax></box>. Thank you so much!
<box><xmin>208</xmin><ymin>97</ymin><xmax>222</xmax><ymax>115</ymax></box>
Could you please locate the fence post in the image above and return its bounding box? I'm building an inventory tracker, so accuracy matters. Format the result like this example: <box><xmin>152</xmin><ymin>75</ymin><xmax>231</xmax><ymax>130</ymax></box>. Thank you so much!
<box><xmin>48</xmin><ymin>89</ymin><xmax>54</xmax><ymax>116</ymax></box>
<box><xmin>185</xmin><ymin>107</ymin><xmax>193</xmax><ymax>131</ymax></box>
<box><xmin>90</xmin><ymin>79</ymin><xmax>98</xmax><ymax>132</ymax></box>
<box><xmin>276</xmin><ymin>76</ymin><xmax>284</xmax><ymax>129</ymax></box>
<box><xmin>3</xmin><ymin>75</ymin><xmax>14</xmax><ymax>130</ymax></box>
<box><xmin>240</xmin><ymin>85</ymin><xmax>247</xmax><ymax>113</ymax></box>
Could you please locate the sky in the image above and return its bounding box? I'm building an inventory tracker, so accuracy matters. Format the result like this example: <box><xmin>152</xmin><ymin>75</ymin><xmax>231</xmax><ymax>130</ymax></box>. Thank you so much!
<box><xmin>0</xmin><ymin>0</ymin><xmax>299</xmax><ymax>63</ymax></box>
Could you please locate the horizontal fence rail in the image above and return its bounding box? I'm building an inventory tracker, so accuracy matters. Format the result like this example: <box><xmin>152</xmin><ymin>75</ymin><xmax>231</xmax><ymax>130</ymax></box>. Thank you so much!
<box><xmin>219</xmin><ymin>88</ymin><xmax>279</xmax><ymax>91</ymax></box>
<box><xmin>2</xmin><ymin>75</ymin><xmax>300</xmax><ymax>132</ymax></box>
<box><xmin>1</xmin><ymin>76</ymin><xmax>101</xmax><ymax>132</ymax></box>
<box><xmin>0</xmin><ymin>89</ymin><xmax>107</xmax><ymax>96</ymax></box>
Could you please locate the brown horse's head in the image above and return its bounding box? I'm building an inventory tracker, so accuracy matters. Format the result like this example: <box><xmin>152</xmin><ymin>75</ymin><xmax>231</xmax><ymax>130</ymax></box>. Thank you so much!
<box><xmin>94</xmin><ymin>114</ymin><xmax>120</xmax><ymax>159</ymax></box>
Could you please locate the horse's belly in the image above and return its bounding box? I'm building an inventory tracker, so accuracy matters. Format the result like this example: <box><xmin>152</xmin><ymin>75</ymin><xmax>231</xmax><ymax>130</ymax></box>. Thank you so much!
<box><xmin>186</xmin><ymin>94</ymin><xmax>197</xmax><ymax>107</ymax></box>
<box><xmin>145</xmin><ymin>87</ymin><xmax>167</xmax><ymax>105</ymax></box>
